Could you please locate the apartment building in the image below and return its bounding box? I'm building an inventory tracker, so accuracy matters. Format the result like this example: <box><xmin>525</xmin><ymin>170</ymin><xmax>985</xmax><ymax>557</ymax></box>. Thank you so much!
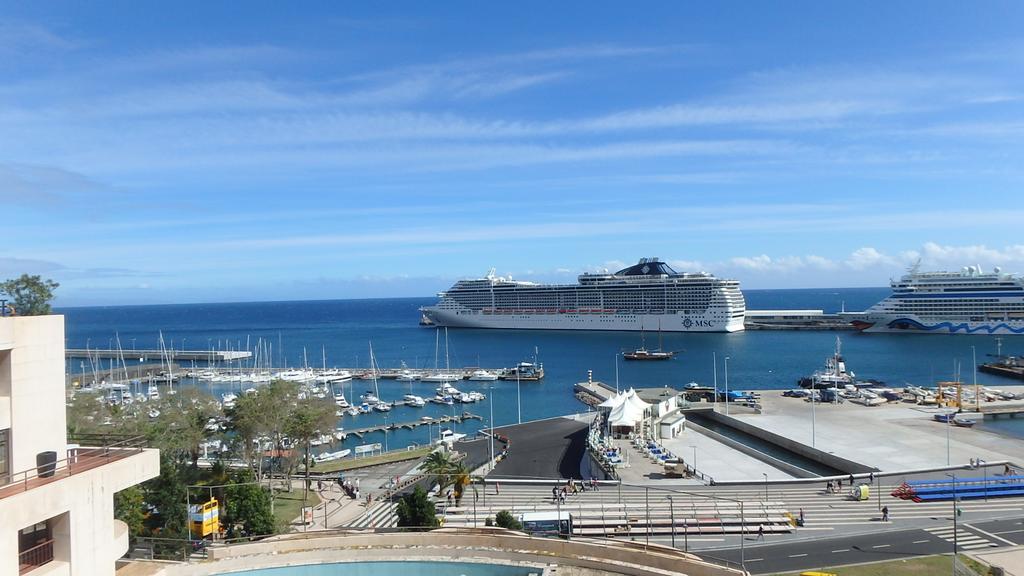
<box><xmin>0</xmin><ymin>314</ymin><xmax>160</xmax><ymax>575</ymax></box>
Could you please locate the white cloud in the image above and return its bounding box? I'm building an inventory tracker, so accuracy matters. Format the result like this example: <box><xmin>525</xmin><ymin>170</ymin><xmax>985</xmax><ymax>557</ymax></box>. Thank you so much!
<box><xmin>844</xmin><ymin>247</ymin><xmax>900</xmax><ymax>270</ymax></box>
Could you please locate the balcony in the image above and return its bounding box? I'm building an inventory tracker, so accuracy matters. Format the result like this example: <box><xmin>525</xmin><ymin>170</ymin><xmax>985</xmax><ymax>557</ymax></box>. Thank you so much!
<box><xmin>18</xmin><ymin>538</ymin><xmax>54</xmax><ymax>574</ymax></box>
<box><xmin>0</xmin><ymin>434</ymin><xmax>146</xmax><ymax>500</ymax></box>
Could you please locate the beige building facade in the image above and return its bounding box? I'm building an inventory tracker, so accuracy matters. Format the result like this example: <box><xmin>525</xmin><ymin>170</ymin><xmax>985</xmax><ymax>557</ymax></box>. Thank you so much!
<box><xmin>0</xmin><ymin>315</ymin><xmax>160</xmax><ymax>576</ymax></box>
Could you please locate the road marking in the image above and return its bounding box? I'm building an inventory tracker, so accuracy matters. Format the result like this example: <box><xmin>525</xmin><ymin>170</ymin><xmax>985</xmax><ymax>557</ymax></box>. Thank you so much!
<box><xmin>747</xmin><ymin>558</ymin><xmax>763</xmax><ymax>562</ymax></box>
<box><xmin>831</xmin><ymin>549</ymin><xmax>849</xmax><ymax>553</ymax></box>
<box><xmin>788</xmin><ymin>553</ymin><xmax>808</xmax><ymax>558</ymax></box>
<box><xmin>993</xmin><ymin>528</ymin><xmax>1024</xmax><ymax>536</ymax></box>
<box><xmin>872</xmin><ymin>544</ymin><xmax>891</xmax><ymax>549</ymax></box>
<box><xmin>963</xmin><ymin>543</ymin><xmax>999</xmax><ymax>550</ymax></box>
<box><xmin>966</xmin><ymin>523</ymin><xmax>1019</xmax><ymax>547</ymax></box>
<box><xmin>913</xmin><ymin>540</ymin><xmax>931</xmax><ymax>544</ymax></box>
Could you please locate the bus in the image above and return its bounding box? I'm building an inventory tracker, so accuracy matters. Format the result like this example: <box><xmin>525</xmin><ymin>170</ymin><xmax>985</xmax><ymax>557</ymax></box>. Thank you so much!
<box><xmin>519</xmin><ymin>511</ymin><xmax>573</xmax><ymax>538</ymax></box>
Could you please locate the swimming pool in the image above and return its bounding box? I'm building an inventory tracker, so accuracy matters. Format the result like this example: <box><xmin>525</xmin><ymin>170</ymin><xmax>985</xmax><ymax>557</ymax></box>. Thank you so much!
<box><xmin>218</xmin><ymin>561</ymin><xmax>540</xmax><ymax>576</ymax></box>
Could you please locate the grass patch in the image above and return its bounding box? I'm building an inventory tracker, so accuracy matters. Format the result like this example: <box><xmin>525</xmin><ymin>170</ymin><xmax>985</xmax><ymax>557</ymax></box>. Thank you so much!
<box><xmin>308</xmin><ymin>446</ymin><xmax>432</xmax><ymax>474</ymax></box>
<box><xmin>773</xmin><ymin>554</ymin><xmax>989</xmax><ymax>576</ymax></box>
<box><xmin>272</xmin><ymin>487</ymin><xmax>321</xmax><ymax>530</ymax></box>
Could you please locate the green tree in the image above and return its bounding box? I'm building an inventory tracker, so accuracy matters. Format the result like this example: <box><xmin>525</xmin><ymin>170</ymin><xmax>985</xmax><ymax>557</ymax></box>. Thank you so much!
<box><xmin>144</xmin><ymin>452</ymin><xmax>189</xmax><ymax>538</ymax></box>
<box><xmin>148</xmin><ymin>388</ymin><xmax>220</xmax><ymax>467</ymax></box>
<box><xmin>114</xmin><ymin>486</ymin><xmax>147</xmax><ymax>543</ymax></box>
<box><xmin>0</xmin><ymin>274</ymin><xmax>59</xmax><ymax>315</ymax></box>
<box><xmin>285</xmin><ymin>395</ymin><xmax>337</xmax><ymax>502</ymax></box>
<box><xmin>422</xmin><ymin>450</ymin><xmax>455</xmax><ymax>492</ymax></box>
<box><xmin>395</xmin><ymin>486</ymin><xmax>439</xmax><ymax>528</ymax></box>
<box><xmin>224</xmin><ymin>471</ymin><xmax>275</xmax><ymax>536</ymax></box>
<box><xmin>493</xmin><ymin>510</ymin><xmax>522</xmax><ymax>530</ymax></box>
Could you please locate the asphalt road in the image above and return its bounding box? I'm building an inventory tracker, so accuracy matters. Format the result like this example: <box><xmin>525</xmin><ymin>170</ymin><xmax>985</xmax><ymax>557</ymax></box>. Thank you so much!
<box><xmin>486</xmin><ymin>417</ymin><xmax>590</xmax><ymax>480</ymax></box>
<box><xmin>699</xmin><ymin>516</ymin><xmax>1024</xmax><ymax>575</ymax></box>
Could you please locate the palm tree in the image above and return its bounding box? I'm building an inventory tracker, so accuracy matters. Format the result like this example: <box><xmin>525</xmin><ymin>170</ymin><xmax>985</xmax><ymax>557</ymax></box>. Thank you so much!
<box><xmin>421</xmin><ymin>450</ymin><xmax>455</xmax><ymax>492</ymax></box>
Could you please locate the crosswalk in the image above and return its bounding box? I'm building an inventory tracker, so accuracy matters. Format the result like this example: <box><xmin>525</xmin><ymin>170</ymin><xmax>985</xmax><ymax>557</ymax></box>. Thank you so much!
<box><xmin>923</xmin><ymin>525</ymin><xmax>999</xmax><ymax>550</ymax></box>
<box><xmin>349</xmin><ymin>501</ymin><xmax>397</xmax><ymax>528</ymax></box>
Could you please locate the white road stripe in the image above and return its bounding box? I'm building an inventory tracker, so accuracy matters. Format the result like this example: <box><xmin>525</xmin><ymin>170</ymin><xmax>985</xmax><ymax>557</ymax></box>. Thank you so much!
<box><xmin>831</xmin><ymin>549</ymin><xmax>849</xmax><ymax>553</ymax></box>
<box><xmin>747</xmin><ymin>558</ymin><xmax>763</xmax><ymax>562</ymax></box>
<box><xmin>872</xmin><ymin>544</ymin><xmax>891</xmax><ymax>549</ymax></box>
<box><xmin>913</xmin><ymin>539</ymin><xmax>931</xmax><ymax>544</ymax></box>
<box><xmin>788</xmin><ymin>553</ymin><xmax>808</xmax><ymax>558</ymax></box>
<box><xmin>963</xmin><ymin>543</ymin><xmax>999</xmax><ymax>550</ymax></box>
<box><xmin>966</xmin><ymin>523</ymin><xmax>1019</xmax><ymax>547</ymax></box>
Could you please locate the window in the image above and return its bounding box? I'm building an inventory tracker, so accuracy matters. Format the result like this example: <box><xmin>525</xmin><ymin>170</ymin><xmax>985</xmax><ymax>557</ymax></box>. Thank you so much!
<box><xmin>0</xmin><ymin>428</ymin><xmax>9</xmax><ymax>484</ymax></box>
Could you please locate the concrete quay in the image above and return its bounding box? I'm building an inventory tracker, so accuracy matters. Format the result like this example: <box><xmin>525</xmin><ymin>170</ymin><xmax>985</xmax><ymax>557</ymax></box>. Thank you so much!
<box><xmin>727</xmin><ymin>387</ymin><xmax>1024</xmax><ymax>472</ymax></box>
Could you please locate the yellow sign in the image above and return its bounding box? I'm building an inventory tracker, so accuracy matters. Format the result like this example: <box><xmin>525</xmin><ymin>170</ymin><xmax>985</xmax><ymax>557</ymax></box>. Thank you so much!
<box><xmin>189</xmin><ymin>498</ymin><xmax>220</xmax><ymax>537</ymax></box>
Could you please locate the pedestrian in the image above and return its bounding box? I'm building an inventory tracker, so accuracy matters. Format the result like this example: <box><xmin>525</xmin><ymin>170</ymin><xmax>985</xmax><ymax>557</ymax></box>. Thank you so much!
<box><xmin>798</xmin><ymin>508</ymin><xmax>805</xmax><ymax>526</ymax></box>
<box><xmin>837</xmin><ymin>478</ymin><xmax>842</xmax><ymax>490</ymax></box>
<box><xmin>849</xmin><ymin>473</ymin><xmax>854</xmax><ymax>486</ymax></box>
<box><xmin>868</xmin><ymin>472</ymin><xmax>874</xmax><ymax>483</ymax></box>
<box><xmin>495</xmin><ymin>482</ymin><xmax>500</xmax><ymax>495</ymax></box>
<box><xmin>317</xmin><ymin>478</ymin><xmax>323</xmax><ymax>492</ymax></box>
<box><xmin>825</xmin><ymin>480</ymin><xmax>832</xmax><ymax>494</ymax></box>
<box><xmin>447</xmin><ymin>492</ymin><xmax>453</xmax><ymax>506</ymax></box>
<box><xmin>881</xmin><ymin>506</ymin><xmax>889</xmax><ymax>522</ymax></box>
<box><xmin>355</xmin><ymin>488</ymin><xmax>360</xmax><ymax>501</ymax></box>
<box><xmin>356</xmin><ymin>477</ymin><xmax>361</xmax><ymax>489</ymax></box>
<box><xmin>757</xmin><ymin>524</ymin><xmax>765</xmax><ymax>540</ymax></box>
<box><xmin>552</xmin><ymin>486</ymin><xmax>559</xmax><ymax>502</ymax></box>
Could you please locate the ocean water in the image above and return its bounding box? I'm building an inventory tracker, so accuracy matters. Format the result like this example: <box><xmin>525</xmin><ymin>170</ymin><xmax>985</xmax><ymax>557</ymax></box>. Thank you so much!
<box><xmin>59</xmin><ymin>288</ymin><xmax>1024</xmax><ymax>453</ymax></box>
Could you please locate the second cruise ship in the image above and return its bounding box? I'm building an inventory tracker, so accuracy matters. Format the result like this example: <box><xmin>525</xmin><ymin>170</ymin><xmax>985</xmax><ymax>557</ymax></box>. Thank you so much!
<box><xmin>420</xmin><ymin>258</ymin><xmax>746</xmax><ymax>332</ymax></box>
<box><xmin>843</xmin><ymin>264</ymin><xmax>1024</xmax><ymax>335</ymax></box>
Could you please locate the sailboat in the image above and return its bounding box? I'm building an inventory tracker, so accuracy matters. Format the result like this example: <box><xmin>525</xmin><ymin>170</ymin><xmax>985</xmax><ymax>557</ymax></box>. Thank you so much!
<box><xmin>367</xmin><ymin>343</ymin><xmax>392</xmax><ymax>412</ymax></box>
<box><xmin>422</xmin><ymin>327</ymin><xmax>463</xmax><ymax>382</ymax></box>
<box><xmin>622</xmin><ymin>320</ymin><xmax>676</xmax><ymax>360</ymax></box>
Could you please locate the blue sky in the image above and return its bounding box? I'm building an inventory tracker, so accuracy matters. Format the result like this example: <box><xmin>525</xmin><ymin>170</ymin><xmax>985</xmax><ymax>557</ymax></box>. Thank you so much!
<box><xmin>2</xmin><ymin>2</ymin><xmax>1024</xmax><ymax>305</ymax></box>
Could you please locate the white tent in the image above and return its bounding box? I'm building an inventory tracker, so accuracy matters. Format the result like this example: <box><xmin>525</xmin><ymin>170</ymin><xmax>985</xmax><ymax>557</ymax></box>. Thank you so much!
<box><xmin>598</xmin><ymin>390</ymin><xmax>628</xmax><ymax>410</ymax></box>
<box><xmin>608</xmin><ymin>390</ymin><xmax>651</xmax><ymax>430</ymax></box>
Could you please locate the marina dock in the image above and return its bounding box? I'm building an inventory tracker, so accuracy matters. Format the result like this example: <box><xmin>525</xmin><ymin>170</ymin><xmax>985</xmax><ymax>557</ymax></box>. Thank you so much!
<box><xmin>341</xmin><ymin>412</ymin><xmax>482</xmax><ymax>439</ymax></box>
<box><xmin>67</xmin><ymin>348</ymin><xmax>252</xmax><ymax>362</ymax></box>
<box><xmin>979</xmin><ymin>360</ymin><xmax>1024</xmax><ymax>381</ymax></box>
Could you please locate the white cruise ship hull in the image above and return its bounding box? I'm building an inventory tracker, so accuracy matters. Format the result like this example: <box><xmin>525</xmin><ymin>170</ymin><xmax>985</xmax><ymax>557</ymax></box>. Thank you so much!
<box><xmin>852</xmin><ymin>313</ymin><xmax>1024</xmax><ymax>335</ymax></box>
<box><xmin>422</xmin><ymin>308</ymin><xmax>744</xmax><ymax>332</ymax></box>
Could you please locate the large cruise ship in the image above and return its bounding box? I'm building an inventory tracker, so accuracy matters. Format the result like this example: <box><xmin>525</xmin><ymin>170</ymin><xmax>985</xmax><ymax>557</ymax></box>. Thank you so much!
<box><xmin>420</xmin><ymin>258</ymin><xmax>746</xmax><ymax>332</ymax></box>
<box><xmin>843</xmin><ymin>264</ymin><xmax>1024</xmax><ymax>335</ymax></box>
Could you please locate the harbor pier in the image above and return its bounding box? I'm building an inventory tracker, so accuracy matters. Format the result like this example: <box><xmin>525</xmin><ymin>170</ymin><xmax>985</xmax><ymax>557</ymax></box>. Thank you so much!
<box><xmin>67</xmin><ymin>348</ymin><xmax>252</xmax><ymax>362</ymax></box>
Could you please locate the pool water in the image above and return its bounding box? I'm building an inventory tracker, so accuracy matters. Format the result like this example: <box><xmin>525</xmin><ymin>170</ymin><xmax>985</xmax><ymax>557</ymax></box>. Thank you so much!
<box><xmin>219</xmin><ymin>561</ymin><xmax>540</xmax><ymax>576</ymax></box>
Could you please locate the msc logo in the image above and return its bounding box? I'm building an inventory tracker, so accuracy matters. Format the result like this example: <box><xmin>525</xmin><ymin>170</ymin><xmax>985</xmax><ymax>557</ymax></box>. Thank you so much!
<box><xmin>682</xmin><ymin>318</ymin><xmax>713</xmax><ymax>329</ymax></box>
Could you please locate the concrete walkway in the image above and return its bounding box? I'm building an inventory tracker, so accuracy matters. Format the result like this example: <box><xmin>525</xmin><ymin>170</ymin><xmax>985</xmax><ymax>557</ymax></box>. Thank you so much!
<box><xmin>730</xmin><ymin>389</ymin><xmax>1024</xmax><ymax>472</ymax></box>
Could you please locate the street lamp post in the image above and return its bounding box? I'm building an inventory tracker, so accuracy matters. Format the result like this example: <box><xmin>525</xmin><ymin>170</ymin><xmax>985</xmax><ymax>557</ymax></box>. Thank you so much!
<box><xmin>689</xmin><ymin>445</ymin><xmax>697</xmax><ymax>477</ymax></box>
<box><xmin>724</xmin><ymin>356</ymin><xmax>731</xmax><ymax>416</ymax></box>
<box><xmin>666</xmin><ymin>495</ymin><xmax>676</xmax><ymax>548</ymax></box>
<box><xmin>947</xmin><ymin>473</ymin><xmax>958</xmax><ymax>574</ymax></box>
<box><xmin>489</xmin><ymin>387</ymin><xmax>495</xmax><ymax>472</ymax></box>
<box><xmin>517</xmin><ymin>371</ymin><xmax>522</xmax><ymax>424</ymax></box>
<box><xmin>712</xmin><ymin>352</ymin><xmax>718</xmax><ymax>412</ymax></box>
<box><xmin>973</xmin><ymin>345</ymin><xmax>980</xmax><ymax>413</ymax></box>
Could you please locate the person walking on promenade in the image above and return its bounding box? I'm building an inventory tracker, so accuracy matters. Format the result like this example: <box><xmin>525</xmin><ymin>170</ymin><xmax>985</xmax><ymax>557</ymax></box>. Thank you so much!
<box><xmin>757</xmin><ymin>524</ymin><xmax>765</xmax><ymax>540</ymax></box>
<box><xmin>881</xmin><ymin>506</ymin><xmax>889</xmax><ymax>522</ymax></box>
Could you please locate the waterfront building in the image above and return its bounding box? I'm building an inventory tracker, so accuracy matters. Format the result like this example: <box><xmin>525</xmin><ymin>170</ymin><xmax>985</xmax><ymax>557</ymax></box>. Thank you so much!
<box><xmin>1</xmin><ymin>314</ymin><xmax>160</xmax><ymax>575</ymax></box>
<box><xmin>422</xmin><ymin>258</ymin><xmax>746</xmax><ymax>332</ymax></box>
